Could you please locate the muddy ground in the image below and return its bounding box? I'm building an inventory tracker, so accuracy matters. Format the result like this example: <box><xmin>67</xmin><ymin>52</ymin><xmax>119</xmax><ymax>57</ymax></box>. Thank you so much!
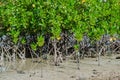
<box><xmin>0</xmin><ymin>54</ymin><xmax>120</xmax><ymax>80</ymax></box>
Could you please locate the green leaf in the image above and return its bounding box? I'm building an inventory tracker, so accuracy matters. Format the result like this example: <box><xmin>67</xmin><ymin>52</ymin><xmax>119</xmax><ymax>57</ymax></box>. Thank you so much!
<box><xmin>37</xmin><ymin>35</ymin><xmax>44</xmax><ymax>47</ymax></box>
<box><xmin>74</xmin><ymin>44</ymin><xmax>79</xmax><ymax>51</ymax></box>
<box><xmin>30</xmin><ymin>43</ymin><xmax>37</xmax><ymax>51</ymax></box>
<box><xmin>51</xmin><ymin>26</ymin><xmax>61</xmax><ymax>39</ymax></box>
<box><xmin>13</xmin><ymin>37</ymin><xmax>18</xmax><ymax>44</ymax></box>
<box><xmin>21</xmin><ymin>38</ymin><xmax>26</xmax><ymax>44</ymax></box>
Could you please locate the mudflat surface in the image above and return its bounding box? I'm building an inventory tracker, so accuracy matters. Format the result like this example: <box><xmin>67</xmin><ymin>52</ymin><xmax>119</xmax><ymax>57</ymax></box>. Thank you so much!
<box><xmin>0</xmin><ymin>54</ymin><xmax>120</xmax><ymax>80</ymax></box>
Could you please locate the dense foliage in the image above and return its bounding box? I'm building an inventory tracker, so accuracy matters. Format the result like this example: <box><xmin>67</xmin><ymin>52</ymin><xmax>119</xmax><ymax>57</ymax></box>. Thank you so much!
<box><xmin>0</xmin><ymin>0</ymin><xmax>120</xmax><ymax>65</ymax></box>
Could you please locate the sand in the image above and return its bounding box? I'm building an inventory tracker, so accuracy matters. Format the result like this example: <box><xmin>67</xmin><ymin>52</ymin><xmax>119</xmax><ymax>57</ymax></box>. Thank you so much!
<box><xmin>0</xmin><ymin>54</ymin><xmax>120</xmax><ymax>80</ymax></box>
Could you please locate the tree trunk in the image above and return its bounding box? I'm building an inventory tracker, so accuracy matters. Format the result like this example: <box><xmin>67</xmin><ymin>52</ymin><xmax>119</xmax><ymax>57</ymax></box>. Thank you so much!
<box><xmin>76</xmin><ymin>51</ymin><xmax>80</xmax><ymax>70</ymax></box>
<box><xmin>53</xmin><ymin>39</ymin><xmax>58</xmax><ymax>66</ymax></box>
<box><xmin>98</xmin><ymin>46</ymin><xmax>103</xmax><ymax>66</ymax></box>
<box><xmin>0</xmin><ymin>48</ymin><xmax>4</xmax><ymax>66</ymax></box>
